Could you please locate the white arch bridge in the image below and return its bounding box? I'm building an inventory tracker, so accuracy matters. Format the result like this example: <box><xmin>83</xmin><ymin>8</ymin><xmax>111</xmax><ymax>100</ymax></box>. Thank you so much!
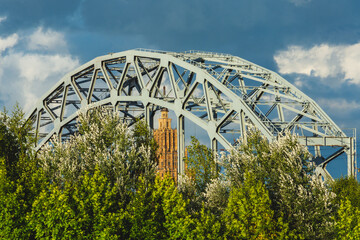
<box><xmin>26</xmin><ymin>49</ymin><xmax>356</xmax><ymax>181</ymax></box>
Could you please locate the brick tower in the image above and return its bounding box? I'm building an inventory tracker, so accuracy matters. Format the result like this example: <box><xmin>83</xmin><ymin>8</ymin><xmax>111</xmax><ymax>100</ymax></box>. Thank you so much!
<box><xmin>154</xmin><ymin>108</ymin><xmax>178</xmax><ymax>180</ymax></box>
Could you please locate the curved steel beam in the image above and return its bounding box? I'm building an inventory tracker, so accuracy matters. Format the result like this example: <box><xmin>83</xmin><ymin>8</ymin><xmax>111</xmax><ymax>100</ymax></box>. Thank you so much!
<box><xmin>26</xmin><ymin>49</ymin><xmax>356</xmax><ymax>180</ymax></box>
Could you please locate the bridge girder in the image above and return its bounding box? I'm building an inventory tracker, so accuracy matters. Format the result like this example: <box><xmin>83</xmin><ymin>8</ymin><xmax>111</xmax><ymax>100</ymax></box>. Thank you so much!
<box><xmin>26</xmin><ymin>49</ymin><xmax>356</xmax><ymax>181</ymax></box>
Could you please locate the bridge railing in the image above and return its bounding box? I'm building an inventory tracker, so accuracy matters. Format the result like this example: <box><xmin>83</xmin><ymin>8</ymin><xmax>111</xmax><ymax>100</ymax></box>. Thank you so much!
<box><xmin>135</xmin><ymin>48</ymin><xmax>169</xmax><ymax>54</ymax></box>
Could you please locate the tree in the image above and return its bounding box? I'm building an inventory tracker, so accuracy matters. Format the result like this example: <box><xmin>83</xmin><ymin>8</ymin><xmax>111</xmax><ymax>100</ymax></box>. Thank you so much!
<box><xmin>29</xmin><ymin>168</ymin><xmax>129</xmax><ymax>239</ymax></box>
<box><xmin>331</xmin><ymin>176</ymin><xmax>360</xmax><ymax>208</ymax></box>
<box><xmin>0</xmin><ymin>105</ymin><xmax>41</xmax><ymax>239</ymax></box>
<box><xmin>38</xmin><ymin>107</ymin><xmax>158</xmax><ymax>204</ymax></box>
<box><xmin>185</xmin><ymin>136</ymin><xmax>219</xmax><ymax>194</ymax></box>
<box><xmin>192</xmin><ymin>206</ymin><xmax>223</xmax><ymax>240</ymax></box>
<box><xmin>0</xmin><ymin>104</ymin><xmax>35</xmax><ymax>181</ymax></box>
<box><xmin>222</xmin><ymin>131</ymin><xmax>335</xmax><ymax>239</ymax></box>
<box><xmin>180</xmin><ymin>136</ymin><xmax>221</xmax><ymax>213</ymax></box>
<box><xmin>334</xmin><ymin>198</ymin><xmax>360</xmax><ymax>239</ymax></box>
<box><xmin>202</xmin><ymin>177</ymin><xmax>230</xmax><ymax>215</ymax></box>
<box><xmin>30</xmin><ymin>107</ymin><xmax>162</xmax><ymax>238</ymax></box>
<box><xmin>0</xmin><ymin>104</ymin><xmax>348</xmax><ymax>239</ymax></box>
<box><xmin>331</xmin><ymin>178</ymin><xmax>360</xmax><ymax>240</ymax></box>
<box><xmin>222</xmin><ymin>172</ymin><xmax>288</xmax><ymax>240</ymax></box>
<box><xmin>127</xmin><ymin>175</ymin><xmax>193</xmax><ymax>239</ymax></box>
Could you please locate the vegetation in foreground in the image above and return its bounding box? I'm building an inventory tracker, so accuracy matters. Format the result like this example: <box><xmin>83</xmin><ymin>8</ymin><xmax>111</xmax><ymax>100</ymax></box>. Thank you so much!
<box><xmin>0</xmin><ymin>106</ymin><xmax>360</xmax><ymax>239</ymax></box>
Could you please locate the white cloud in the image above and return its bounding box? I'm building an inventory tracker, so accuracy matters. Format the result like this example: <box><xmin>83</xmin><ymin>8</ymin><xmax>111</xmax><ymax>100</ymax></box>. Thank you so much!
<box><xmin>317</xmin><ymin>98</ymin><xmax>360</xmax><ymax>113</ymax></box>
<box><xmin>288</xmin><ymin>0</ymin><xmax>312</xmax><ymax>6</ymax></box>
<box><xmin>28</xmin><ymin>27</ymin><xmax>67</xmax><ymax>51</ymax></box>
<box><xmin>0</xmin><ymin>16</ymin><xmax>7</xmax><ymax>23</ymax></box>
<box><xmin>0</xmin><ymin>27</ymin><xmax>79</xmax><ymax>111</ymax></box>
<box><xmin>0</xmin><ymin>33</ymin><xmax>19</xmax><ymax>53</ymax></box>
<box><xmin>293</xmin><ymin>76</ymin><xmax>307</xmax><ymax>88</ymax></box>
<box><xmin>339</xmin><ymin>44</ymin><xmax>360</xmax><ymax>84</ymax></box>
<box><xmin>274</xmin><ymin>42</ymin><xmax>360</xmax><ymax>85</ymax></box>
<box><xmin>0</xmin><ymin>53</ymin><xmax>79</xmax><ymax>111</ymax></box>
<box><xmin>17</xmin><ymin>54</ymin><xmax>77</xmax><ymax>82</ymax></box>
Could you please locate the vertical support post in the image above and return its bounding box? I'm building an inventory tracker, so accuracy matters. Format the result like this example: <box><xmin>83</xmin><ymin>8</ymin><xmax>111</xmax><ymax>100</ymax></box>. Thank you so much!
<box><xmin>211</xmin><ymin>138</ymin><xmax>218</xmax><ymax>172</ymax></box>
<box><xmin>240</xmin><ymin>110</ymin><xmax>246</xmax><ymax>142</ymax></box>
<box><xmin>275</xmin><ymin>89</ymin><xmax>284</xmax><ymax>122</ymax></box>
<box><xmin>315</xmin><ymin>146</ymin><xmax>321</xmax><ymax>157</ymax></box>
<box><xmin>177</xmin><ymin>115</ymin><xmax>185</xmax><ymax>178</ymax></box>
<box><xmin>212</xmin><ymin>138</ymin><xmax>218</xmax><ymax>157</ymax></box>
<box><xmin>212</xmin><ymin>111</ymin><xmax>218</xmax><ymax>159</ymax></box>
<box><xmin>354</xmin><ymin>129</ymin><xmax>357</xmax><ymax>179</ymax></box>
<box><xmin>145</xmin><ymin>104</ymin><xmax>153</xmax><ymax>129</ymax></box>
<box><xmin>313</xmin><ymin>124</ymin><xmax>321</xmax><ymax>157</ymax></box>
<box><xmin>346</xmin><ymin>138</ymin><xmax>355</xmax><ymax>177</ymax></box>
<box><xmin>277</xmin><ymin>104</ymin><xmax>284</xmax><ymax>122</ymax></box>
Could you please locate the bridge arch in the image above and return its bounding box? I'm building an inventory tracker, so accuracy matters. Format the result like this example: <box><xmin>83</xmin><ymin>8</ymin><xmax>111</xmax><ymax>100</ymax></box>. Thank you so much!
<box><xmin>27</xmin><ymin>49</ymin><xmax>356</xmax><ymax>181</ymax></box>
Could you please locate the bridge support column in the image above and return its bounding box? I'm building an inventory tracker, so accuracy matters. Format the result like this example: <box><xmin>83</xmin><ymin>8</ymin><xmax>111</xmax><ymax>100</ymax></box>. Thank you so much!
<box><xmin>145</xmin><ymin>104</ymin><xmax>154</xmax><ymax>129</ymax></box>
<box><xmin>177</xmin><ymin>115</ymin><xmax>185</xmax><ymax>178</ymax></box>
<box><xmin>346</xmin><ymin>137</ymin><xmax>356</xmax><ymax>178</ymax></box>
<box><xmin>212</xmin><ymin>138</ymin><xmax>219</xmax><ymax>173</ymax></box>
<box><xmin>240</xmin><ymin>110</ymin><xmax>246</xmax><ymax>142</ymax></box>
<box><xmin>211</xmin><ymin>138</ymin><xmax>218</xmax><ymax>158</ymax></box>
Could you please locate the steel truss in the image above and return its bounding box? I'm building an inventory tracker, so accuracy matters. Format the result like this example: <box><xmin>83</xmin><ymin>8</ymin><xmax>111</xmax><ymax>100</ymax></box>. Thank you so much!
<box><xmin>26</xmin><ymin>49</ymin><xmax>357</xmax><ymax>181</ymax></box>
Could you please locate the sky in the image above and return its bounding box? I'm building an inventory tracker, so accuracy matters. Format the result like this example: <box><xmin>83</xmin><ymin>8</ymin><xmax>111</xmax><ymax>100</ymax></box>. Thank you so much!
<box><xmin>1</xmin><ymin>0</ymin><xmax>360</xmax><ymax>177</ymax></box>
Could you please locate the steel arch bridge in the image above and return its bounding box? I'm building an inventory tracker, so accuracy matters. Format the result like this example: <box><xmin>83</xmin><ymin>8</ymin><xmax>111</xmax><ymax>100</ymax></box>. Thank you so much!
<box><xmin>26</xmin><ymin>49</ymin><xmax>356</xmax><ymax>181</ymax></box>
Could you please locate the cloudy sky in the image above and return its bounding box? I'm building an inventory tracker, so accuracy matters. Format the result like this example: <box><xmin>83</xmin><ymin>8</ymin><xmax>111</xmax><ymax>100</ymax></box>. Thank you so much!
<box><xmin>1</xmin><ymin>0</ymin><xmax>360</xmax><ymax>176</ymax></box>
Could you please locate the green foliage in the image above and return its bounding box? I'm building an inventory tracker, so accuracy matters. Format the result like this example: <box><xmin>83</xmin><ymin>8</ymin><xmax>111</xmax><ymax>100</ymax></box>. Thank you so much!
<box><xmin>222</xmin><ymin>172</ymin><xmax>288</xmax><ymax>240</ymax></box>
<box><xmin>29</xmin><ymin>182</ymin><xmax>80</xmax><ymax>239</ymax></box>
<box><xmin>186</xmin><ymin>136</ymin><xmax>219</xmax><ymax>194</ymax></box>
<box><xmin>332</xmin><ymin>178</ymin><xmax>360</xmax><ymax>240</ymax></box>
<box><xmin>0</xmin><ymin>104</ymin><xmax>35</xmax><ymax>181</ymax></box>
<box><xmin>29</xmin><ymin>168</ymin><xmax>128</xmax><ymax>239</ymax></box>
<box><xmin>127</xmin><ymin>175</ymin><xmax>193</xmax><ymax>240</ymax></box>
<box><xmin>0</xmin><ymin>164</ymin><xmax>44</xmax><ymax>239</ymax></box>
<box><xmin>332</xmin><ymin>176</ymin><xmax>360</xmax><ymax>208</ymax></box>
<box><xmin>0</xmin><ymin>105</ymin><xmax>41</xmax><ymax>239</ymax></box>
<box><xmin>202</xmin><ymin>177</ymin><xmax>230</xmax><ymax>215</ymax></box>
<box><xmin>334</xmin><ymin>198</ymin><xmax>360</xmax><ymax>240</ymax></box>
<box><xmin>223</xmin><ymin>131</ymin><xmax>335</xmax><ymax>239</ymax></box>
<box><xmin>2</xmin><ymin>104</ymin><xmax>360</xmax><ymax>239</ymax></box>
<box><xmin>181</xmin><ymin>136</ymin><xmax>221</xmax><ymax>214</ymax></box>
<box><xmin>133</xmin><ymin>118</ymin><xmax>159</xmax><ymax>165</ymax></box>
<box><xmin>38</xmin><ymin>107</ymin><xmax>158</xmax><ymax>203</ymax></box>
<box><xmin>192</xmin><ymin>206</ymin><xmax>223</xmax><ymax>239</ymax></box>
<box><xmin>32</xmin><ymin>107</ymin><xmax>196</xmax><ymax>239</ymax></box>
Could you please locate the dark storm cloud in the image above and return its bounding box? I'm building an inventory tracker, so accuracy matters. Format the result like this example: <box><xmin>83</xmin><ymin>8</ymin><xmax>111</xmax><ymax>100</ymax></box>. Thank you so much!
<box><xmin>57</xmin><ymin>0</ymin><xmax>359</xmax><ymax>70</ymax></box>
<box><xmin>72</xmin><ymin>0</ymin><xmax>284</xmax><ymax>67</ymax></box>
<box><xmin>0</xmin><ymin>0</ymin><xmax>82</xmax><ymax>33</ymax></box>
<box><xmin>79</xmin><ymin>0</ymin><xmax>274</xmax><ymax>41</ymax></box>
<box><xmin>1</xmin><ymin>0</ymin><xmax>360</xmax><ymax>47</ymax></box>
<box><xmin>1</xmin><ymin>0</ymin><xmax>360</xmax><ymax>82</ymax></box>
<box><xmin>2</xmin><ymin>0</ymin><xmax>360</xmax><ymax>64</ymax></box>
<box><xmin>77</xmin><ymin>0</ymin><xmax>360</xmax><ymax>41</ymax></box>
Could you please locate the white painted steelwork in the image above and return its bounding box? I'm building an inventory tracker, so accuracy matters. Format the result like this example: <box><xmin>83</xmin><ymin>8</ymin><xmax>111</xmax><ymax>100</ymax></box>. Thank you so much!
<box><xmin>26</xmin><ymin>49</ymin><xmax>356</xmax><ymax>181</ymax></box>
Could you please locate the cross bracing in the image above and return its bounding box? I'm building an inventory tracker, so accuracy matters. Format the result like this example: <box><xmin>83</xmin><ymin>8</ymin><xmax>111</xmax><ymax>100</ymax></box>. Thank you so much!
<box><xmin>26</xmin><ymin>49</ymin><xmax>356</xmax><ymax>181</ymax></box>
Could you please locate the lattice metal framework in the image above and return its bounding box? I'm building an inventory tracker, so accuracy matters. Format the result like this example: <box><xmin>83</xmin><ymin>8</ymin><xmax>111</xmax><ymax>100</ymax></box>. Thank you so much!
<box><xmin>26</xmin><ymin>49</ymin><xmax>357</xmax><ymax>181</ymax></box>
